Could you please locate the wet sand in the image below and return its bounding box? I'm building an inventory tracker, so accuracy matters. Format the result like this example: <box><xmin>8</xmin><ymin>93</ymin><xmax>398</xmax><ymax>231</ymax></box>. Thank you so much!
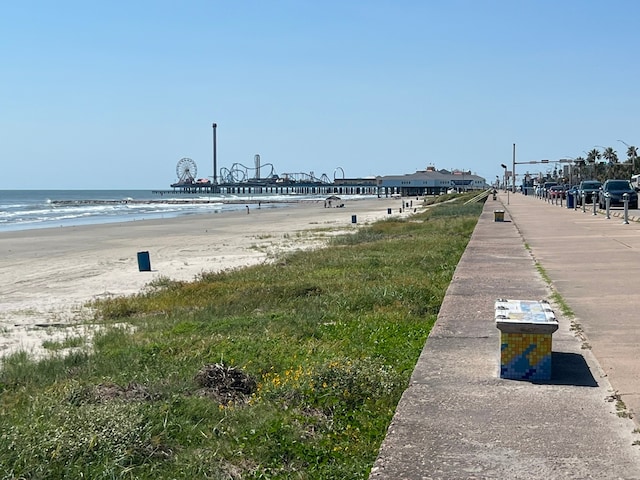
<box><xmin>0</xmin><ymin>197</ymin><xmax>417</xmax><ymax>358</ymax></box>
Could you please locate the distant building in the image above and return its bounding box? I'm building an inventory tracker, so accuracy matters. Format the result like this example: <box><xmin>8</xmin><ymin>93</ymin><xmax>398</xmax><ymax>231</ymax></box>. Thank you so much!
<box><xmin>377</xmin><ymin>167</ymin><xmax>487</xmax><ymax>196</ymax></box>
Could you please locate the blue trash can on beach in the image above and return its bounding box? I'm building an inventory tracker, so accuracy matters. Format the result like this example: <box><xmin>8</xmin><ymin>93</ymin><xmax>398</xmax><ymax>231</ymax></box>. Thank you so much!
<box><xmin>137</xmin><ymin>251</ymin><xmax>151</xmax><ymax>272</ymax></box>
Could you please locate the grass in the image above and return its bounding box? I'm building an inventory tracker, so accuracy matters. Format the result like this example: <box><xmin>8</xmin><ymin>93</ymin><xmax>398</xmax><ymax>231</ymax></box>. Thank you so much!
<box><xmin>607</xmin><ymin>392</ymin><xmax>632</xmax><ymax>419</ymax></box>
<box><xmin>0</xmin><ymin>195</ymin><xmax>483</xmax><ymax>479</ymax></box>
<box><xmin>42</xmin><ymin>335</ymin><xmax>86</xmax><ymax>351</ymax></box>
<box><xmin>534</xmin><ymin>261</ymin><xmax>575</xmax><ymax>318</ymax></box>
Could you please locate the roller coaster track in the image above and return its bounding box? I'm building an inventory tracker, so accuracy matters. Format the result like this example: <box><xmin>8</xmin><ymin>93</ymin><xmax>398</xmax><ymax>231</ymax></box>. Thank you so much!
<box><xmin>219</xmin><ymin>162</ymin><xmax>332</xmax><ymax>184</ymax></box>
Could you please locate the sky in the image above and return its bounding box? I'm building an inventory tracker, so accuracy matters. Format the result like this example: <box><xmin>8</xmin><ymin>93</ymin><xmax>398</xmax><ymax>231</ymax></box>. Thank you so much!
<box><xmin>2</xmin><ymin>0</ymin><xmax>640</xmax><ymax>190</ymax></box>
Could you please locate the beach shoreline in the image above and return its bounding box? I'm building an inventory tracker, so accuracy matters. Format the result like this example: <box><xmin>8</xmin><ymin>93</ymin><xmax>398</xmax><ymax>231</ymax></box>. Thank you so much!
<box><xmin>0</xmin><ymin>196</ymin><xmax>419</xmax><ymax>358</ymax></box>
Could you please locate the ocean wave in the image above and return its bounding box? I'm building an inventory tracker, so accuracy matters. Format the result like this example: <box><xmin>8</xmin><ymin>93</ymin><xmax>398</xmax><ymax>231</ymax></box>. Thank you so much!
<box><xmin>0</xmin><ymin>190</ymin><xmax>378</xmax><ymax>232</ymax></box>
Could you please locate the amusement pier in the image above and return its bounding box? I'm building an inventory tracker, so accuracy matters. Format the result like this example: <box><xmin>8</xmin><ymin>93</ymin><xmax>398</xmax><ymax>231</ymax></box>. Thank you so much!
<box><xmin>152</xmin><ymin>155</ymin><xmax>487</xmax><ymax>198</ymax></box>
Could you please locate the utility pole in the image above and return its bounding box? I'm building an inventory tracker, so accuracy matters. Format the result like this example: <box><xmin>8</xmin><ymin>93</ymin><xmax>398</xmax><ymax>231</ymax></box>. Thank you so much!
<box><xmin>512</xmin><ymin>143</ymin><xmax>516</xmax><ymax>193</ymax></box>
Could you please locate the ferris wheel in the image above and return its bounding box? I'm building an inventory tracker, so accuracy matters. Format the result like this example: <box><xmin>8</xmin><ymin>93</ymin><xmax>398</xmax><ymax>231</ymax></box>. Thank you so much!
<box><xmin>176</xmin><ymin>157</ymin><xmax>198</xmax><ymax>184</ymax></box>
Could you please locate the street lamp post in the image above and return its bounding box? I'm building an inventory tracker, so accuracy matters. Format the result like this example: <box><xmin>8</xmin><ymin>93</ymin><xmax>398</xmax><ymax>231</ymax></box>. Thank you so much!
<box><xmin>618</xmin><ymin>139</ymin><xmax>637</xmax><ymax>173</ymax></box>
<box><xmin>512</xmin><ymin>143</ymin><xmax>516</xmax><ymax>193</ymax></box>
<box><xmin>501</xmin><ymin>163</ymin><xmax>508</xmax><ymax>191</ymax></box>
<box><xmin>561</xmin><ymin>157</ymin><xmax>573</xmax><ymax>185</ymax></box>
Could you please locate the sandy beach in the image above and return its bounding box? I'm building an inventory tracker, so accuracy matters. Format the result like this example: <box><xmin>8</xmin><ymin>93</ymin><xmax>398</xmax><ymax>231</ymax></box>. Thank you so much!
<box><xmin>0</xmin><ymin>197</ymin><xmax>418</xmax><ymax>358</ymax></box>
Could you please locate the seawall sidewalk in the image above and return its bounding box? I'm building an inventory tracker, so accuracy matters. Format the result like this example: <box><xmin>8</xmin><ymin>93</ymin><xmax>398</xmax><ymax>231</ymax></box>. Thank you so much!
<box><xmin>370</xmin><ymin>193</ymin><xmax>640</xmax><ymax>479</ymax></box>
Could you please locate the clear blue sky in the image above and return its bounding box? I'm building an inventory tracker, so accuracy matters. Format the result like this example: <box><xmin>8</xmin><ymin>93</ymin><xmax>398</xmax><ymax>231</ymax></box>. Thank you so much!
<box><xmin>2</xmin><ymin>1</ymin><xmax>639</xmax><ymax>189</ymax></box>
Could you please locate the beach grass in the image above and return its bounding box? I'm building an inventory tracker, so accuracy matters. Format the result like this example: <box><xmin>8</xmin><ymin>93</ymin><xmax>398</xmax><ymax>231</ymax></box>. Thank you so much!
<box><xmin>0</xmin><ymin>195</ymin><xmax>483</xmax><ymax>479</ymax></box>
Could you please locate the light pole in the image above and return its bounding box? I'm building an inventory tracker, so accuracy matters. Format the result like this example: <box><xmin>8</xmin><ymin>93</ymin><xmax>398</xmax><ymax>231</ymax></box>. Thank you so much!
<box><xmin>561</xmin><ymin>157</ymin><xmax>575</xmax><ymax>185</ymax></box>
<box><xmin>618</xmin><ymin>139</ymin><xmax>637</xmax><ymax>172</ymax></box>
<box><xmin>512</xmin><ymin>143</ymin><xmax>516</xmax><ymax>193</ymax></box>
<box><xmin>501</xmin><ymin>163</ymin><xmax>508</xmax><ymax>191</ymax></box>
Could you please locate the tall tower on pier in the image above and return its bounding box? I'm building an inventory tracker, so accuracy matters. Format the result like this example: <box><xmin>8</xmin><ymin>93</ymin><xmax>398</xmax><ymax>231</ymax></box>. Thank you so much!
<box><xmin>254</xmin><ymin>154</ymin><xmax>261</xmax><ymax>180</ymax></box>
<box><xmin>212</xmin><ymin>123</ymin><xmax>218</xmax><ymax>184</ymax></box>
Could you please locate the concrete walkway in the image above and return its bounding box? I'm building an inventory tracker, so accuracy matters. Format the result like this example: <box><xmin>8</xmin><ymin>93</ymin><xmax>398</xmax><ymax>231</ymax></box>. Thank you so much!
<box><xmin>370</xmin><ymin>192</ymin><xmax>640</xmax><ymax>479</ymax></box>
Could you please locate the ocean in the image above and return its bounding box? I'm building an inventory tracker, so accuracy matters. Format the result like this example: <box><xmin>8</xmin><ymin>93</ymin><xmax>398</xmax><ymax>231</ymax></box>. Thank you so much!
<box><xmin>0</xmin><ymin>190</ymin><xmax>314</xmax><ymax>232</ymax></box>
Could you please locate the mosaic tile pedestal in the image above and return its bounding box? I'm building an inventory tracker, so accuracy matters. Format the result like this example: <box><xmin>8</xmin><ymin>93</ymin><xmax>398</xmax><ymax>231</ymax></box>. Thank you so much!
<box><xmin>495</xmin><ymin>299</ymin><xmax>558</xmax><ymax>381</ymax></box>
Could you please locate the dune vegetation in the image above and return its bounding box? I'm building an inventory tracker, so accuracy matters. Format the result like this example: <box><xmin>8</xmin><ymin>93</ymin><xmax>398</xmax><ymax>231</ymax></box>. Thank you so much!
<box><xmin>0</xmin><ymin>195</ymin><xmax>483</xmax><ymax>479</ymax></box>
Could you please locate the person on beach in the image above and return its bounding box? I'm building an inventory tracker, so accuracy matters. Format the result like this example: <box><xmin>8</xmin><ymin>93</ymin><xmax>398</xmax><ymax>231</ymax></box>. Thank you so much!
<box><xmin>246</xmin><ymin>205</ymin><xmax>250</xmax><ymax>214</ymax></box>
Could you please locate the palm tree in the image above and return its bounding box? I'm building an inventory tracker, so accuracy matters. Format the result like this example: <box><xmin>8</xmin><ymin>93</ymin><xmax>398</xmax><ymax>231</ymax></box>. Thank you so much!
<box><xmin>586</xmin><ymin>148</ymin><xmax>601</xmax><ymax>179</ymax></box>
<box><xmin>601</xmin><ymin>147</ymin><xmax>618</xmax><ymax>164</ymax></box>
<box><xmin>601</xmin><ymin>147</ymin><xmax>619</xmax><ymax>178</ymax></box>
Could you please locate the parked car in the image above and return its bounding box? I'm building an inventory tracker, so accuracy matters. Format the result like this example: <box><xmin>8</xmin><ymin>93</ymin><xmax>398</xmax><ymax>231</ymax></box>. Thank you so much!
<box><xmin>566</xmin><ymin>185</ymin><xmax>579</xmax><ymax>202</ymax></box>
<box><xmin>598</xmin><ymin>179</ymin><xmax>638</xmax><ymax>209</ymax></box>
<box><xmin>542</xmin><ymin>181</ymin><xmax>558</xmax><ymax>197</ymax></box>
<box><xmin>577</xmin><ymin>180</ymin><xmax>602</xmax><ymax>205</ymax></box>
<box><xmin>548</xmin><ymin>185</ymin><xmax>566</xmax><ymax>199</ymax></box>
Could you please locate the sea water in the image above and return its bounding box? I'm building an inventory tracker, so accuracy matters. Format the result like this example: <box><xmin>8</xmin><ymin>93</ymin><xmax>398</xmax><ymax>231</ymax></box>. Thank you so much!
<box><xmin>0</xmin><ymin>190</ymin><xmax>309</xmax><ymax>232</ymax></box>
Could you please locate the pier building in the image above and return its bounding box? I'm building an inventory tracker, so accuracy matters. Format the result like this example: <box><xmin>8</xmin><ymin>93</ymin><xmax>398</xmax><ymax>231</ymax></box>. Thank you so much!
<box><xmin>379</xmin><ymin>167</ymin><xmax>487</xmax><ymax>196</ymax></box>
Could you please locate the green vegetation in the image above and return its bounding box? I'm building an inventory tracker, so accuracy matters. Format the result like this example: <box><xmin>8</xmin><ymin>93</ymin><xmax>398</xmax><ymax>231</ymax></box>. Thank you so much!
<box><xmin>607</xmin><ymin>392</ymin><xmax>631</xmax><ymax>419</ymax></box>
<box><xmin>41</xmin><ymin>335</ymin><xmax>86</xmax><ymax>351</ymax></box>
<box><xmin>0</xmin><ymin>196</ymin><xmax>483</xmax><ymax>479</ymax></box>
<box><xmin>534</xmin><ymin>261</ymin><xmax>552</xmax><ymax>285</ymax></box>
<box><xmin>550</xmin><ymin>291</ymin><xmax>575</xmax><ymax>318</ymax></box>
<box><xmin>534</xmin><ymin>261</ymin><xmax>575</xmax><ymax>318</ymax></box>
